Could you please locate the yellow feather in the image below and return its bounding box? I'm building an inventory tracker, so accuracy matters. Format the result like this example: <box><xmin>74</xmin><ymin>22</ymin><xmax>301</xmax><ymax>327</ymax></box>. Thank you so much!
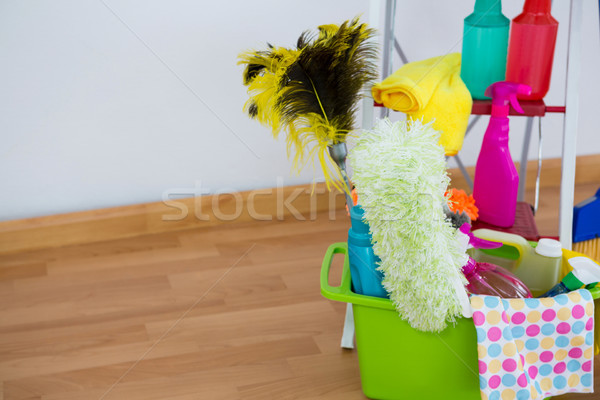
<box><xmin>238</xmin><ymin>47</ymin><xmax>301</xmax><ymax>137</ymax></box>
<box><xmin>317</xmin><ymin>24</ymin><xmax>340</xmax><ymax>41</ymax></box>
<box><xmin>244</xmin><ymin>73</ymin><xmax>282</xmax><ymax>134</ymax></box>
<box><xmin>284</xmin><ymin>113</ymin><xmax>348</xmax><ymax>192</ymax></box>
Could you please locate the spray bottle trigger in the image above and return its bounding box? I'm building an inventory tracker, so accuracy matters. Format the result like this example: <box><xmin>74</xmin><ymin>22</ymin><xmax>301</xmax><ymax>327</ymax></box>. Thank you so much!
<box><xmin>509</xmin><ymin>93</ymin><xmax>524</xmax><ymax>114</ymax></box>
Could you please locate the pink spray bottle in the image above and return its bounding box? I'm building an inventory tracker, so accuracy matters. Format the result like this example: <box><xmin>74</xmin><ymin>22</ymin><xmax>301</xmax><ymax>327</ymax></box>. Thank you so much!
<box><xmin>473</xmin><ymin>82</ymin><xmax>532</xmax><ymax>227</ymax></box>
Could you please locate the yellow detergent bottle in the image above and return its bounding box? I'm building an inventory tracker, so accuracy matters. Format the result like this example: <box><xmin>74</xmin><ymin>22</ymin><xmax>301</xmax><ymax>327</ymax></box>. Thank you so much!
<box><xmin>470</xmin><ymin>229</ymin><xmax>562</xmax><ymax>297</ymax></box>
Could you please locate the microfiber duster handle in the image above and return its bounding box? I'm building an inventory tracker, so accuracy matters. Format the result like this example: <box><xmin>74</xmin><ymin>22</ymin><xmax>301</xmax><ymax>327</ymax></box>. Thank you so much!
<box><xmin>328</xmin><ymin>142</ymin><xmax>354</xmax><ymax>212</ymax></box>
<box><xmin>485</xmin><ymin>81</ymin><xmax>532</xmax><ymax>117</ymax></box>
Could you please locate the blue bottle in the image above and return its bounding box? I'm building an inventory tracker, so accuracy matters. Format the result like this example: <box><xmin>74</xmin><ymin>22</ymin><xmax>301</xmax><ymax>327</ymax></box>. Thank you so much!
<box><xmin>347</xmin><ymin>206</ymin><xmax>387</xmax><ymax>298</ymax></box>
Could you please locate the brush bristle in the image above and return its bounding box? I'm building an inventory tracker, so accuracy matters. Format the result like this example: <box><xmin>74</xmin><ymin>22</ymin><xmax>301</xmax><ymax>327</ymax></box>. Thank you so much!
<box><xmin>573</xmin><ymin>238</ymin><xmax>600</xmax><ymax>263</ymax></box>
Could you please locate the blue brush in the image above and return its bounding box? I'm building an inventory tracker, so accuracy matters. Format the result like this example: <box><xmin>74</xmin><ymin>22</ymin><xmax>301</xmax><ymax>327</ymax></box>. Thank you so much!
<box><xmin>573</xmin><ymin>187</ymin><xmax>600</xmax><ymax>262</ymax></box>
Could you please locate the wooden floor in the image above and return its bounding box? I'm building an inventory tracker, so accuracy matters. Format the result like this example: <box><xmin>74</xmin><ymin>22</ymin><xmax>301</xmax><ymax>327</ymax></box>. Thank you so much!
<box><xmin>1</xmin><ymin>182</ymin><xmax>600</xmax><ymax>399</ymax></box>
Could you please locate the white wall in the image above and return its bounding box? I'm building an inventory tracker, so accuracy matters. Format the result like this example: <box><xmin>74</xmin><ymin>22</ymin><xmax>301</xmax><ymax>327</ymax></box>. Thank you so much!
<box><xmin>1</xmin><ymin>0</ymin><xmax>598</xmax><ymax>221</ymax></box>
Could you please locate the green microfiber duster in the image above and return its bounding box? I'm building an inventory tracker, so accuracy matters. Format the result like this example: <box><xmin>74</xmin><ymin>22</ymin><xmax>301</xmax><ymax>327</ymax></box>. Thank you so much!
<box><xmin>348</xmin><ymin>118</ymin><xmax>469</xmax><ymax>332</ymax></box>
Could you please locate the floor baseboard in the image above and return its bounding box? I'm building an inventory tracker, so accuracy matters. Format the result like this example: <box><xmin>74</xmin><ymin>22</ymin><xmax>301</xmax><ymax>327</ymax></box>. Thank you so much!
<box><xmin>0</xmin><ymin>183</ymin><xmax>346</xmax><ymax>255</ymax></box>
<box><xmin>0</xmin><ymin>155</ymin><xmax>598</xmax><ymax>255</ymax></box>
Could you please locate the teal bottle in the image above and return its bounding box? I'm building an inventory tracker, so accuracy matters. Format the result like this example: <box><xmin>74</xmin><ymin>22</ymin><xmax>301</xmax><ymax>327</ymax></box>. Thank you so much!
<box><xmin>347</xmin><ymin>206</ymin><xmax>387</xmax><ymax>298</ymax></box>
<box><xmin>460</xmin><ymin>0</ymin><xmax>510</xmax><ymax>99</ymax></box>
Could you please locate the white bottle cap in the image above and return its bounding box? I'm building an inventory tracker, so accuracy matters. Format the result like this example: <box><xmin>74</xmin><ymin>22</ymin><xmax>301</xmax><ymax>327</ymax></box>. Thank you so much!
<box><xmin>535</xmin><ymin>238</ymin><xmax>562</xmax><ymax>258</ymax></box>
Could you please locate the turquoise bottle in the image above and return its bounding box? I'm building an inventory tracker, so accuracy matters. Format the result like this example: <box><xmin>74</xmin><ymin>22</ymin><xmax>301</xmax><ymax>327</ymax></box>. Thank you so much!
<box><xmin>347</xmin><ymin>206</ymin><xmax>387</xmax><ymax>298</ymax></box>
<box><xmin>460</xmin><ymin>0</ymin><xmax>510</xmax><ymax>99</ymax></box>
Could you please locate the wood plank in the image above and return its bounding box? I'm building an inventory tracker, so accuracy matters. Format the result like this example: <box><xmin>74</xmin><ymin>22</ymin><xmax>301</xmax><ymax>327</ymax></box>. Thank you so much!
<box><xmin>0</xmin><ymin>339</ymin><xmax>200</xmax><ymax>381</ymax></box>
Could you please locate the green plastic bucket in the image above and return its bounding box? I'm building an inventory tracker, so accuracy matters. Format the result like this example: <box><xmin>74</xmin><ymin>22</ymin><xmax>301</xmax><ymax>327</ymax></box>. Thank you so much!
<box><xmin>320</xmin><ymin>242</ymin><xmax>600</xmax><ymax>400</ymax></box>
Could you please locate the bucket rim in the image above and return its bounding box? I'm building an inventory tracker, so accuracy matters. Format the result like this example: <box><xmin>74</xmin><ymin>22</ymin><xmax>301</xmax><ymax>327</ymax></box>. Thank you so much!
<box><xmin>320</xmin><ymin>242</ymin><xmax>600</xmax><ymax>313</ymax></box>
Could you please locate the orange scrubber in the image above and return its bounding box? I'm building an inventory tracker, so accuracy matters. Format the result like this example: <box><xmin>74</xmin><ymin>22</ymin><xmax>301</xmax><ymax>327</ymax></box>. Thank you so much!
<box><xmin>446</xmin><ymin>188</ymin><xmax>479</xmax><ymax>221</ymax></box>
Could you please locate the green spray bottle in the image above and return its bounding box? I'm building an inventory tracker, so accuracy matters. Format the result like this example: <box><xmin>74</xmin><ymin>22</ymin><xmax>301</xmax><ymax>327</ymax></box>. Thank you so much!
<box><xmin>460</xmin><ymin>0</ymin><xmax>510</xmax><ymax>99</ymax></box>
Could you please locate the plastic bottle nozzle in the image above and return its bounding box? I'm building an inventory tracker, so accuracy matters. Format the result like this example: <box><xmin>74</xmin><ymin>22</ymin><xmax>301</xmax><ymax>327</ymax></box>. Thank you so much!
<box><xmin>459</xmin><ymin>223</ymin><xmax>503</xmax><ymax>249</ymax></box>
<box><xmin>509</xmin><ymin>93</ymin><xmax>524</xmax><ymax>114</ymax></box>
<box><xmin>461</xmin><ymin>257</ymin><xmax>477</xmax><ymax>276</ymax></box>
<box><xmin>510</xmin><ymin>85</ymin><xmax>532</xmax><ymax>113</ymax></box>
<box><xmin>568</xmin><ymin>257</ymin><xmax>600</xmax><ymax>287</ymax></box>
<box><xmin>485</xmin><ymin>81</ymin><xmax>532</xmax><ymax>117</ymax></box>
<box><xmin>540</xmin><ymin>256</ymin><xmax>600</xmax><ymax>297</ymax></box>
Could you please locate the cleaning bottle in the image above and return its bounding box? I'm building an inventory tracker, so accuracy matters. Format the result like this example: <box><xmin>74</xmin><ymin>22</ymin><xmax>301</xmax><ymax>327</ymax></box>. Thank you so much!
<box><xmin>462</xmin><ymin>257</ymin><xmax>532</xmax><ymax>298</ymax></box>
<box><xmin>472</xmin><ymin>81</ymin><xmax>532</xmax><ymax>228</ymax></box>
<box><xmin>541</xmin><ymin>257</ymin><xmax>600</xmax><ymax>297</ymax></box>
<box><xmin>471</xmin><ymin>229</ymin><xmax>562</xmax><ymax>296</ymax></box>
<box><xmin>347</xmin><ymin>205</ymin><xmax>387</xmax><ymax>298</ymax></box>
<box><xmin>505</xmin><ymin>0</ymin><xmax>559</xmax><ymax>100</ymax></box>
<box><xmin>460</xmin><ymin>0</ymin><xmax>510</xmax><ymax>99</ymax></box>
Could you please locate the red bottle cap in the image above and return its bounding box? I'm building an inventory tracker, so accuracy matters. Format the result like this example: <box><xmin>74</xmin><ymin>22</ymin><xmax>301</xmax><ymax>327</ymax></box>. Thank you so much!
<box><xmin>523</xmin><ymin>0</ymin><xmax>552</xmax><ymax>15</ymax></box>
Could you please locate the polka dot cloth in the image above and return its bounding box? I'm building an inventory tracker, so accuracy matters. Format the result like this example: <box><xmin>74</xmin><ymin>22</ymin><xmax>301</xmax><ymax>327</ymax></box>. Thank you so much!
<box><xmin>471</xmin><ymin>290</ymin><xmax>594</xmax><ymax>400</ymax></box>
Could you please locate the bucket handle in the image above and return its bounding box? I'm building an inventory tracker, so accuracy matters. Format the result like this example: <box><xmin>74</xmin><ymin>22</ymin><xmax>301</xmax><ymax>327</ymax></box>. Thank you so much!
<box><xmin>320</xmin><ymin>243</ymin><xmax>353</xmax><ymax>300</ymax></box>
<box><xmin>472</xmin><ymin>229</ymin><xmax>529</xmax><ymax>268</ymax></box>
<box><xmin>320</xmin><ymin>242</ymin><xmax>396</xmax><ymax>309</ymax></box>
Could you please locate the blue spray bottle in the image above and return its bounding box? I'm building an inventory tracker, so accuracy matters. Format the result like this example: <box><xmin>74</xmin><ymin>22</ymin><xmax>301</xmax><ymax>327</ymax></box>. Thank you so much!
<box><xmin>347</xmin><ymin>206</ymin><xmax>387</xmax><ymax>298</ymax></box>
<box><xmin>540</xmin><ymin>257</ymin><xmax>600</xmax><ymax>297</ymax></box>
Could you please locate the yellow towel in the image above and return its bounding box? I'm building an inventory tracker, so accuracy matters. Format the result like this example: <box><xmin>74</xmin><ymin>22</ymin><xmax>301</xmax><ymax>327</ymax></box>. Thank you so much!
<box><xmin>372</xmin><ymin>53</ymin><xmax>472</xmax><ymax>156</ymax></box>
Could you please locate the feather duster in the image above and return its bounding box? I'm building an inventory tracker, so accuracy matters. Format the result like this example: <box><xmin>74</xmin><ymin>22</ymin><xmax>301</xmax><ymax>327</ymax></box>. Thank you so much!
<box><xmin>238</xmin><ymin>18</ymin><xmax>378</xmax><ymax>191</ymax></box>
<box><xmin>348</xmin><ymin>118</ymin><xmax>470</xmax><ymax>332</ymax></box>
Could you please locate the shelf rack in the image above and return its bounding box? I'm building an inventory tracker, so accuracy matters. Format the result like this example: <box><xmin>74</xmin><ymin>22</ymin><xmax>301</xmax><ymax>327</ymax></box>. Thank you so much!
<box><xmin>364</xmin><ymin>0</ymin><xmax>584</xmax><ymax>249</ymax></box>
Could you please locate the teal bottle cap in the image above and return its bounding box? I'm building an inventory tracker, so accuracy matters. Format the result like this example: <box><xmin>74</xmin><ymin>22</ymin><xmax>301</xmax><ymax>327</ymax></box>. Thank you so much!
<box><xmin>474</xmin><ymin>0</ymin><xmax>502</xmax><ymax>14</ymax></box>
<box><xmin>466</xmin><ymin>0</ymin><xmax>510</xmax><ymax>27</ymax></box>
<box><xmin>350</xmin><ymin>205</ymin><xmax>370</xmax><ymax>234</ymax></box>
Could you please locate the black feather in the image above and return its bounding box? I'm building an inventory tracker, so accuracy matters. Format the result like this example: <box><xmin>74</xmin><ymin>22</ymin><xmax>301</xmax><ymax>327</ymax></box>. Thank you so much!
<box><xmin>248</xmin><ymin>102</ymin><xmax>258</xmax><ymax>117</ymax></box>
<box><xmin>277</xmin><ymin>18</ymin><xmax>378</xmax><ymax>141</ymax></box>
